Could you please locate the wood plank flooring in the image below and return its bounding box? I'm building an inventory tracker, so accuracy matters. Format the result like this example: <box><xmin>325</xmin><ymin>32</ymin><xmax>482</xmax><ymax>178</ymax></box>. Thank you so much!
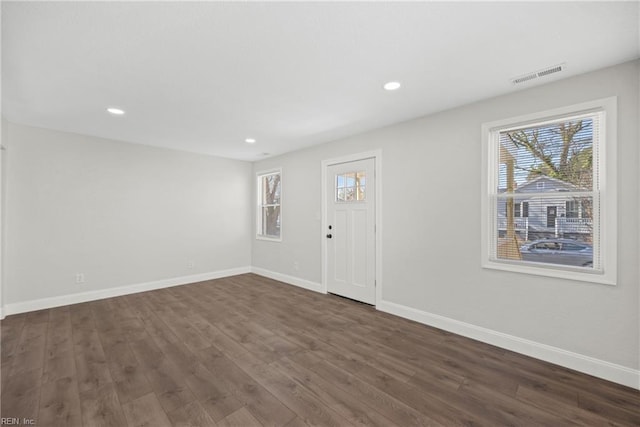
<box><xmin>1</xmin><ymin>273</ymin><xmax>638</xmax><ymax>426</ymax></box>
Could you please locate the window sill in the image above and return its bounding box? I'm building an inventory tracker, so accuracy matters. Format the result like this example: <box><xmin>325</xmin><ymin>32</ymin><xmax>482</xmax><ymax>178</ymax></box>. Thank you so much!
<box><xmin>256</xmin><ymin>235</ymin><xmax>282</xmax><ymax>242</ymax></box>
<box><xmin>482</xmin><ymin>259</ymin><xmax>616</xmax><ymax>286</ymax></box>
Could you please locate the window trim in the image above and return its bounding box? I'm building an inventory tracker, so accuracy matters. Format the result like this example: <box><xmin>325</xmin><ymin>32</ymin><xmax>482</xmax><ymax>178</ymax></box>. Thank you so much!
<box><xmin>480</xmin><ymin>97</ymin><xmax>617</xmax><ymax>285</ymax></box>
<box><xmin>256</xmin><ymin>168</ymin><xmax>282</xmax><ymax>242</ymax></box>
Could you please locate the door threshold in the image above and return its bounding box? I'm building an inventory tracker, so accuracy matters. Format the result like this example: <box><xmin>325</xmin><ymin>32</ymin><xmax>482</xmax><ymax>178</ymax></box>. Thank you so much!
<box><xmin>327</xmin><ymin>292</ymin><xmax>375</xmax><ymax>307</ymax></box>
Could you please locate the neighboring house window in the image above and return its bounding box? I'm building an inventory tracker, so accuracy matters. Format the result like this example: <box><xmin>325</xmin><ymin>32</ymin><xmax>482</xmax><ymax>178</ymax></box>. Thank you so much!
<box><xmin>257</xmin><ymin>169</ymin><xmax>281</xmax><ymax>240</ymax></box>
<box><xmin>565</xmin><ymin>200</ymin><xmax>580</xmax><ymax>218</ymax></box>
<box><xmin>481</xmin><ymin>98</ymin><xmax>617</xmax><ymax>285</ymax></box>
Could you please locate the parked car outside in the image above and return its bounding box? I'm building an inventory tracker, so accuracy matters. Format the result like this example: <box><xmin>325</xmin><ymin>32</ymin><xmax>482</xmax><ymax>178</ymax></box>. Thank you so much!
<box><xmin>519</xmin><ymin>238</ymin><xmax>593</xmax><ymax>267</ymax></box>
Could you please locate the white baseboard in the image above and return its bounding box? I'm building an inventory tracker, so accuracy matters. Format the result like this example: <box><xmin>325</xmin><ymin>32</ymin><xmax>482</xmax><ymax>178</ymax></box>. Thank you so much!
<box><xmin>251</xmin><ymin>267</ymin><xmax>324</xmax><ymax>294</ymax></box>
<box><xmin>2</xmin><ymin>266</ymin><xmax>251</xmax><ymax>317</ymax></box>
<box><xmin>377</xmin><ymin>299</ymin><xmax>639</xmax><ymax>390</ymax></box>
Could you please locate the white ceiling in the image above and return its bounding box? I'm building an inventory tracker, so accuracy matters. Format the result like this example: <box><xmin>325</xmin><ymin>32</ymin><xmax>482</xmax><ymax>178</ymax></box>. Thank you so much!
<box><xmin>2</xmin><ymin>1</ymin><xmax>639</xmax><ymax>161</ymax></box>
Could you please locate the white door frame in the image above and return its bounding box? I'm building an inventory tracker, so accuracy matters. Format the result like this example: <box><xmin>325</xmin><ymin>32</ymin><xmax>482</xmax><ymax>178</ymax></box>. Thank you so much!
<box><xmin>321</xmin><ymin>150</ymin><xmax>382</xmax><ymax>306</ymax></box>
<box><xmin>0</xmin><ymin>131</ymin><xmax>5</xmax><ymax>320</ymax></box>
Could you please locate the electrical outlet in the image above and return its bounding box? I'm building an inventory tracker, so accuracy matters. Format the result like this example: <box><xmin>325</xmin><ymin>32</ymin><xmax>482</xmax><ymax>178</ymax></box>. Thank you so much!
<box><xmin>293</xmin><ymin>261</ymin><xmax>299</xmax><ymax>272</ymax></box>
<box><xmin>75</xmin><ymin>273</ymin><xmax>85</xmax><ymax>284</ymax></box>
<box><xmin>187</xmin><ymin>260</ymin><xmax>195</xmax><ymax>269</ymax></box>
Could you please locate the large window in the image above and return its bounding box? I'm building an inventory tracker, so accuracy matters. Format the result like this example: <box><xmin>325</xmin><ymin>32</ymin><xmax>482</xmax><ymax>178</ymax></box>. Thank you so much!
<box><xmin>481</xmin><ymin>98</ymin><xmax>617</xmax><ymax>285</ymax></box>
<box><xmin>257</xmin><ymin>169</ymin><xmax>281</xmax><ymax>240</ymax></box>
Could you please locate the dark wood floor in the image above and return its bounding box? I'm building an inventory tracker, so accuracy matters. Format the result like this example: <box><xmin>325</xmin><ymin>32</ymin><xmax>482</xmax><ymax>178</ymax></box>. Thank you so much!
<box><xmin>1</xmin><ymin>273</ymin><xmax>638</xmax><ymax>426</ymax></box>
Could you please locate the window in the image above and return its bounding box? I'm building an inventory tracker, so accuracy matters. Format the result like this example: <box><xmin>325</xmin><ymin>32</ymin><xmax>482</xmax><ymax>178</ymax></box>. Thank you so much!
<box><xmin>565</xmin><ymin>199</ymin><xmax>592</xmax><ymax>219</ymax></box>
<box><xmin>565</xmin><ymin>200</ymin><xmax>580</xmax><ymax>218</ymax></box>
<box><xmin>336</xmin><ymin>171</ymin><xmax>366</xmax><ymax>202</ymax></box>
<box><xmin>257</xmin><ymin>169</ymin><xmax>281</xmax><ymax>240</ymax></box>
<box><xmin>481</xmin><ymin>98</ymin><xmax>617</xmax><ymax>285</ymax></box>
<box><xmin>562</xmin><ymin>243</ymin><xmax>586</xmax><ymax>251</ymax></box>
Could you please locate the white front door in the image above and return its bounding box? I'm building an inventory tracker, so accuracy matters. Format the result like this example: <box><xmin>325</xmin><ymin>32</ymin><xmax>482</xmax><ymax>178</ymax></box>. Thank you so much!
<box><xmin>325</xmin><ymin>158</ymin><xmax>375</xmax><ymax>304</ymax></box>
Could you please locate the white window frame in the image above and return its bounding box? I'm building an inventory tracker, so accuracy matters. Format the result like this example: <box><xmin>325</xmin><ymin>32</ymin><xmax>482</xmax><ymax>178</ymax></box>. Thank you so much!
<box><xmin>256</xmin><ymin>168</ymin><xmax>282</xmax><ymax>242</ymax></box>
<box><xmin>481</xmin><ymin>97</ymin><xmax>617</xmax><ymax>285</ymax></box>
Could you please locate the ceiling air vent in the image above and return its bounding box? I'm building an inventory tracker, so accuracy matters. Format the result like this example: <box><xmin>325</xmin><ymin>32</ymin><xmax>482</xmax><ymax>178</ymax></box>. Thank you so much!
<box><xmin>512</xmin><ymin>73</ymin><xmax>538</xmax><ymax>84</ymax></box>
<box><xmin>511</xmin><ymin>63</ymin><xmax>565</xmax><ymax>85</ymax></box>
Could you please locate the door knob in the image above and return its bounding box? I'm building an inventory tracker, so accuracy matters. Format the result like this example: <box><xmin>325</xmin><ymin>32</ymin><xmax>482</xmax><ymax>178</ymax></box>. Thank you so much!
<box><xmin>326</xmin><ymin>234</ymin><xmax>332</xmax><ymax>239</ymax></box>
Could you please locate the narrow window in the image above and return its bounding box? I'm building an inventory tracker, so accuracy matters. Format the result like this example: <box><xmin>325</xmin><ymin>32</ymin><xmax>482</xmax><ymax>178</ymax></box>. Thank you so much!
<box><xmin>257</xmin><ymin>169</ymin><xmax>281</xmax><ymax>240</ymax></box>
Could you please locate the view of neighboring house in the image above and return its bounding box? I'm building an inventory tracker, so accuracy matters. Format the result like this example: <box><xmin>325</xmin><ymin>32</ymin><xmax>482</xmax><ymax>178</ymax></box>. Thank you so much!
<box><xmin>497</xmin><ymin>175</ymin><xmax>593</xmax><ymax>242</ymax></box>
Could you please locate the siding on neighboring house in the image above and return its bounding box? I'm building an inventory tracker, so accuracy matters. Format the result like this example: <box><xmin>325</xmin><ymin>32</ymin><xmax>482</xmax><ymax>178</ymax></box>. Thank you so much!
<box><xmin>497</xmin><ymin>176</ymin><xmax>592</xmax><ymax>240</ymax></box>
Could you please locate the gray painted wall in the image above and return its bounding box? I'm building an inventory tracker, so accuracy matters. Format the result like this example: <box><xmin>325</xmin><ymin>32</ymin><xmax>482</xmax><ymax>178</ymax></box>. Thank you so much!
<box><xmin>4</xmin><ymin>123</ymin><xmax>253</xmax><ymax>305</ymax></box>
<box><xmin>252</xmin><ymin>60</ymin><xmax>639</xmax><ymax>370</ymax></box>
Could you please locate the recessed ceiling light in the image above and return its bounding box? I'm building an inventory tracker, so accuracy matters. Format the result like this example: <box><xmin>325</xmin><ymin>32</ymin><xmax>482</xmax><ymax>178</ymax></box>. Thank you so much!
<box><xmin>106</xmin><ymin>107</ymin><xmax>125</xmax><ymax>115</ymax></box>
<box><xmin>245</xmin><ymin>138</ymin><xmax>256</xmax><ymax>144</ymax></box>
<box><xmin>383</xmin><ymin>81</ymin><xmax>401</xmax><ymax>91</ymax></box>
